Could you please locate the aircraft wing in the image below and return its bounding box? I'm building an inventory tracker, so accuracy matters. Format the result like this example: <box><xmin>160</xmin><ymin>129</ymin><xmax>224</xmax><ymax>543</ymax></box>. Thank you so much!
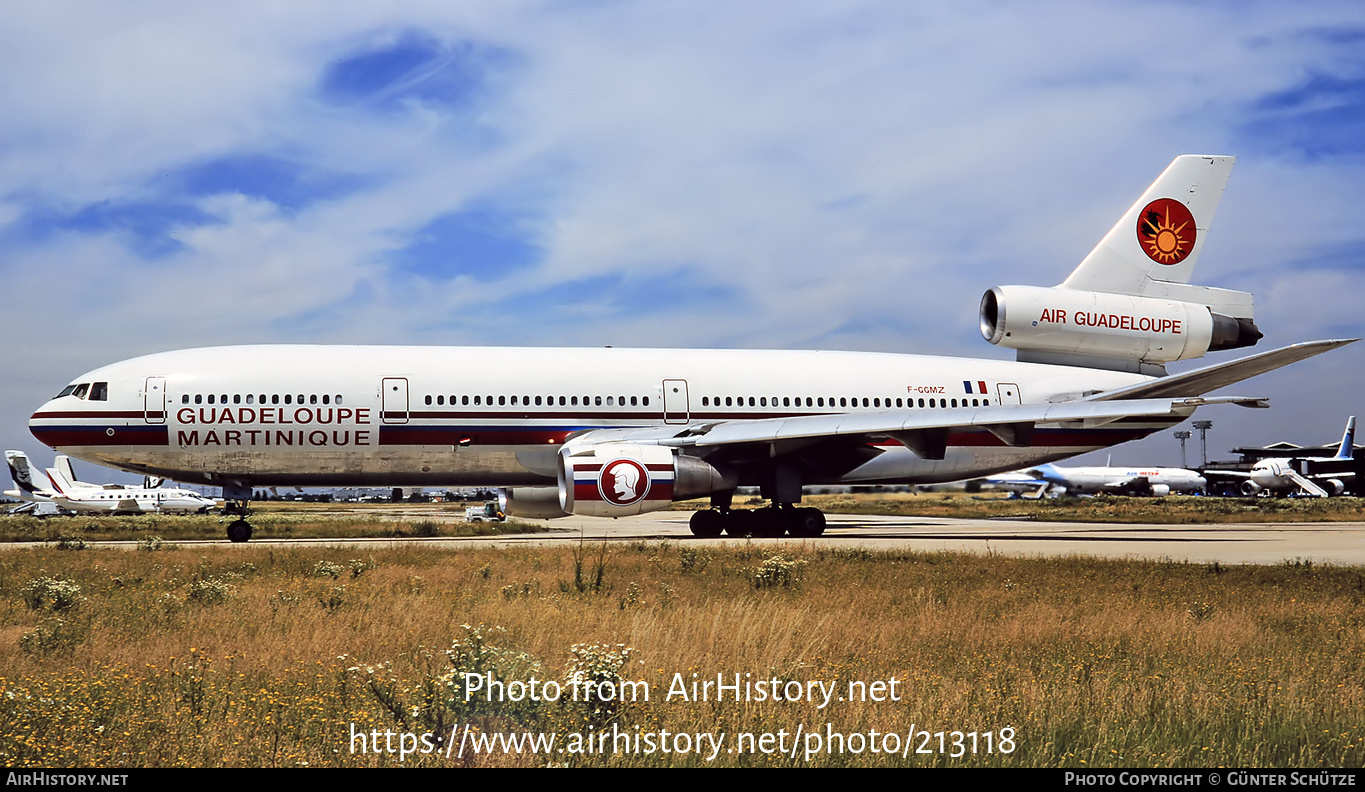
<box><xmin>116</xmin><ymin>498</ymin><xmax>142</xmax><ymax>512</ymax></box>
<box><xmin>984</xmin><ymin>471</ymin><xmax>1050</xmax><ymax>486</ymax></box>
<box><xmin>568</xmin><ymin>396</ymin><xmax>1262</xmax><ymax>460</ymax></box>
<box><xmin>982</xmin><ymin>472</ymin><xmax>1058</xmax><ymax>499</ymax></box>
<box><xmin>1096</xmin><ymin>476</ymin><xmax>1146</xmax><ymax>494</ymax></box>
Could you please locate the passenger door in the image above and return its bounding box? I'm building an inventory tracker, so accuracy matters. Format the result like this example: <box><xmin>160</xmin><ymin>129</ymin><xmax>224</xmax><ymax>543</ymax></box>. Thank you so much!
<box><xmin>381</xmin><ymin>378</ymin><xmax>409</xmax><ymax>424</ymax></box>
<box><xmin>663</xmin><ymin>379</ymin><xmax>689</xmax><ymax>424</ymax></box>
<box><xmin>144</xmin><ymin>377</ymin><xmax>166</xmax><ymax>424</ymax></box>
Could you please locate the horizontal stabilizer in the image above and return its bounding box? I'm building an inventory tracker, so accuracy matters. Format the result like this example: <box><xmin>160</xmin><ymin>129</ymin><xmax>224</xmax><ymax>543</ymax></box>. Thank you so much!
<box><xmin>1085</xmin><ymin>339</ymin><xmax>1357</xmax><ymax>402</ymax></box>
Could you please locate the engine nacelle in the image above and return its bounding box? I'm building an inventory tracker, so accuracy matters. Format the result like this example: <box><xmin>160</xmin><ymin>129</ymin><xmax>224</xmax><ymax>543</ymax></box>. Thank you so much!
<box><xmin>1241</xmin><ymin>480</ymin><xmax>1263</xmax><ymax>496</ymax></box>
<box><xmin>560</xmin><ymin>444</ymin><xmax>737</xmax><ymax>518</ymax></box>
<box><xmin>980</xmin><ymin>285</ymin><xmax>1260</xmax><ymax>366</ymax></box>
<box><xmin>501</xmin><ymin>446</ymin><xmax>736</xmax><ymax>519</ymax></box>
<box><xmin>1324</xmin><ymin>479</ymin><xmax>1346</xmax><ymax>496</ymax></box>
<box><xmin>1149</xmin><ymin>484</ymin><xmax>1171</xmax><ymax>497</ymax></box>
<box><xmin>500</xmin><ymin>487</ymin><xmax>569</xmax><ymax>519</ymax></box>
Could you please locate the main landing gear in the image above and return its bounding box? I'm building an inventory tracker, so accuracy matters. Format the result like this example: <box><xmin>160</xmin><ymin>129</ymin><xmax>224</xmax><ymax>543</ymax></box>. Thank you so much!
<box><xmin>689</xmin><ymin>505</ymin><xmax>826</xmax><ymax>539</ymax></box>
<box><xmin>222</xmin><ymin>484</ymin><xmax>254</xmax><ymax>543</ymax></box>
<box><xmin>226</xmin><ymin>518</ymin><xmax>253</xmax><ymax>543</ymax></box>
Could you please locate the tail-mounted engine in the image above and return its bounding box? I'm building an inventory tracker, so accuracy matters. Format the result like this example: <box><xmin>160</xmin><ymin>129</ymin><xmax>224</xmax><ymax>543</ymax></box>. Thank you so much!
<box><xmin>980</xmin><ymin>285</ymin><xmax>1261</xmax><ymax>372</ymax></box>
<box><xmin>501</xmin><ymin>444</ymin><xmax>736</xmax><ymax>519</ymax></box>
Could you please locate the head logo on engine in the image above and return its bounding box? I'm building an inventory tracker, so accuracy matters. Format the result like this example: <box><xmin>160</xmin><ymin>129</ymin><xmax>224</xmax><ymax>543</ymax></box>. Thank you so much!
<box><xmin>599</xmin><ymin>458</ymin><xmax>650</xmax><ymax>506</ymax></box>
<box><xmin>1136</xmin><ymin>198</ymin><xmax>1196</xmax><ymax>265</ymax></box>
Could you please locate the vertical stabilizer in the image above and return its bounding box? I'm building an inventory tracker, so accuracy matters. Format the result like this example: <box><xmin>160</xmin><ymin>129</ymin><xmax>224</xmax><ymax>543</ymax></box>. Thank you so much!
<box><xmin>1061</xmin><ymin>156</ymin><xmax>1241</xmax><ymax>309</ymax></box>
<box><xmin>45</xmin><ymin>459</ymin><xmax>77</xmax><ymax>494</ymax></box>
<box><xmin>52</xmin><ymin>456</ymin><xmax>89</xmax><ymax>488</ymax></box>
<box><xmin>7</xmin><ymin>451</ymin><xmax>54</xmax><ymax>500</ymax></box>
<box><xmin>1334</xmin><ymin>416</ymin><xmax>1356</xmax><ymax>460</ymax></box>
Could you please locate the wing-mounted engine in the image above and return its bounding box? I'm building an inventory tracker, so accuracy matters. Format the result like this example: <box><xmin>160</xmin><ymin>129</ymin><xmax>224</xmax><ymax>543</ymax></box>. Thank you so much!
<box><xmin>502</xmin><ymin>443</ymin><xmax>736</xmax><ymax>519</ymax></box>
<box><xmin>561</xmin><ymin>444</ymin><xmax>677</xmax><ymax>517</ymax></box>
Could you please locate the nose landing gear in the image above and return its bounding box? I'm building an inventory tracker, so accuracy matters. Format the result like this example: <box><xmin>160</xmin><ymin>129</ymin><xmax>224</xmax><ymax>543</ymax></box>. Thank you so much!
<box><xmin>226</xmin><ymin>517</ymin><xmax>253</xmax><ymax>543</ymax></box>
<box><xmin>221</xmin><ymin>484</ymin><xmax>254</xmax><ymax>543</ymax></box>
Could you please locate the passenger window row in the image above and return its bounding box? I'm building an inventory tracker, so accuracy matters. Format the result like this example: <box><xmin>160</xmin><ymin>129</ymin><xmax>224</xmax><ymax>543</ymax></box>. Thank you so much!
<box><xmin>181</xmin><ymin>393</ymin><xmax>344</xmax><ymax>406</ymax></box>
<box><xmin>700</xmin><ymin>396</ymin><xmax>989</xmax><ymax>409</ymax></box>
<box><xmin>422</xmin><ymin>394</ymin><xmax>652</xmax><ymax>408</ymax></box>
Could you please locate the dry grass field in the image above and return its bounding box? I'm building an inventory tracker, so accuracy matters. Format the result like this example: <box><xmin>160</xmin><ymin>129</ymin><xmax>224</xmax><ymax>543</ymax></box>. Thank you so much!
<box><xmin>1</xmin><ymin>536</ymin><xmax>1361</xmax><ymax>767</ymax></box>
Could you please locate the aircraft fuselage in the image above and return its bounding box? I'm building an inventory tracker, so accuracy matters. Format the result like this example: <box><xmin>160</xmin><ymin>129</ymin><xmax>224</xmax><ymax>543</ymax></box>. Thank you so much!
<box><xmin>29</xmin><ymin>344</ymin><xmax>1168</xmax><ymax>489</ymax></box>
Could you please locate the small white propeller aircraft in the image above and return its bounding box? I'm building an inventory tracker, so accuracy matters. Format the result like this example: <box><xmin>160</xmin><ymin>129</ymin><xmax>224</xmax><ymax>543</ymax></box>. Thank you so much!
<box><xmin>28</xmin><ymin>156</ymin><xmax>1355</xmax><ymax>540</ymax></box>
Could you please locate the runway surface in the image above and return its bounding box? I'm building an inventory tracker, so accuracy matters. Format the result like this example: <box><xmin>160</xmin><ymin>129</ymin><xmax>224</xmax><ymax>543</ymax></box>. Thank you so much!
<box><xmin>428</xmin><ymin>512</ymin><xmax>1365</xmax><ymax>565</ymax></box>
<box><xmin>31</xmin><ymin>511</ymin><xmax>1363</xmax><ymax>566</ymax></box>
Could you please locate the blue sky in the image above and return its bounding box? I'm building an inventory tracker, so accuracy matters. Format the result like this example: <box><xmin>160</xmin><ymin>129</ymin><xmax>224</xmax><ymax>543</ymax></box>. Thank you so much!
<box><xmin>4</xmin><ymin>1</ymin><xmax>1365</xmax><ymax>480</ymax></box>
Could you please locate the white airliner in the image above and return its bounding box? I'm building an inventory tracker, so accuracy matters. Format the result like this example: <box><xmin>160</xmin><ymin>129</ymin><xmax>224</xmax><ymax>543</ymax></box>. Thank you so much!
<box><xmin>5</xmin><ymin>450</ymin><xmax>217</xmax><ymax>515</ymax></box>
<box><xmin>27</xmin><ymin>156</ymin><xmax>1356</xmax><ymax>541</ymax></box>
<box><xmin>988</xmin><ymin>463</ymin><xmax>1207</xmax><ymax>497</ymax></box>
<box><xmin>1211</xmin><ymin>416</ymin><xmax>1357</xmax><ymax>497</ymax></box>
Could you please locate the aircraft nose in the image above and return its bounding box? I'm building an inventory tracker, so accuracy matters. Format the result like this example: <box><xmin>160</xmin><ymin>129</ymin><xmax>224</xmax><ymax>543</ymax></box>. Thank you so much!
<box><xmin>29</xmin><ymin>400</ymin><xmax>59</xmax><ymax>447</ymax></box>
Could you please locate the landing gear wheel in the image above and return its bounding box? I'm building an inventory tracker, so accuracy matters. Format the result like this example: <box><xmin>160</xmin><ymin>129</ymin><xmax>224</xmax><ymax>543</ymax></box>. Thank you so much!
<box><xmin>788</xmin><ymin>508</ymin><xmax>826</xmax><ymax>538</ymax></box>
<box><xmin>226</xmin><ymin>519</ymin><xmax>253</xmax><ymax>543</ymax></box>
<box><xmin>724</xmin><ymin>510</ymin><xmax>755</xmax><ymax>537</ymax></box>
<box><xmin>751</xmin><ymin>508</ymin><xmax>787</xmax><ymax>538</ymax></box>
<box><xmin>689</xmin><ymin>510</ymin><xmax>725</xmax><ymax>538</ymax></box>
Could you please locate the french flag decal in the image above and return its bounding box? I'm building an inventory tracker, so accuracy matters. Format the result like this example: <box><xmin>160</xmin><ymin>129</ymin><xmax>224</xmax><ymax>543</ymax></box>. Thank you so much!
<box><xmin>962</xmin><ymin>381</ymin><xmax>988</xmax><ymax>395</ymax></box>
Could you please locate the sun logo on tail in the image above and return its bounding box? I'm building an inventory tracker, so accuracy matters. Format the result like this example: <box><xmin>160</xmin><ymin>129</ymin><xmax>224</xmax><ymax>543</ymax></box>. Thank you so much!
<box><xmin>1136</xmin><ymin>198</ymin><xmax>1196</xmax><ymax>265</ymax></box>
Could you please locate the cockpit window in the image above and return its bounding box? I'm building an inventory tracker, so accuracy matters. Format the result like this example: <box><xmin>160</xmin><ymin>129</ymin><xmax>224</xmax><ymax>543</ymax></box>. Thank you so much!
<box><xmin>57</xmin><ymin>385</ymin><xmax>78</xmax><ymax>398</ymax></box>
<box><xmin>72</xmin><ymin>384</ymin><xmax>90</xmax><ymax>399</ymax></box>
<box><xmin>90</xmin><ymin>382</ymin><xmax>108</xmax><ymax>401</ymax></box>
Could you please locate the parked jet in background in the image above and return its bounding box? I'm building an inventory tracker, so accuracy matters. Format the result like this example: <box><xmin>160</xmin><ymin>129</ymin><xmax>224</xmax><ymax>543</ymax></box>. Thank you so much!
<box><xmin>6</xmin><ymin>450</ymin><xmax>59</xmax><ymax>503</ymax></box>
<box><xmin>6</xmin><ymin>450</ymin><xmax>217</xmax><ymax>514</ymax></box>
<box><xmin>1211</xmin><ymin>416</ymin><xmax>1357</xmax><ymax>497</ymax></box>
<box><xmin>988</xmin><ymin>463</ymin><xmax>1206</xmax><ymax>497</ymax></box>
